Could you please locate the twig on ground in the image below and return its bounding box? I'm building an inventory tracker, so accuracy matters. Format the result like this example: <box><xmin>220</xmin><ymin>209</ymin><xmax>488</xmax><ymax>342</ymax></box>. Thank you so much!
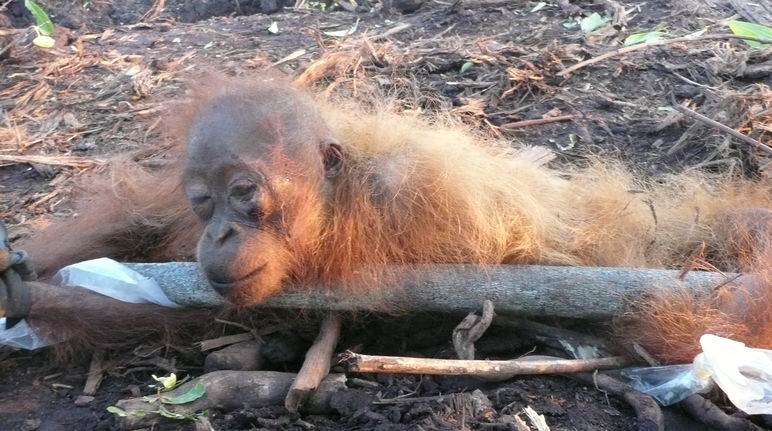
<box><xmin>0</xmin><ymin>154</ymin><xmax>102</xmax><ymax>168</ymax></box>
<box><xmin>83</xmin><ymin>350</ymin><xmax>105</xmax><ymax>396</ymax></box>
<box><xmin>341</xmin><ymin>352</ymin><xmax>627</xmax><ymax>376</ymax></box>
<box><xmin>500</xmin><ymin>115</ymin><xmax>576</xmax><ymax>130</ymax></box>
<box><xmin>671</xmin><ymin>102</ymin><xmax>772</xmax><ymax>156</ymax></box>
<box><xmin>139</xmin><ymin>0</ymin><xmax>166</xmax><ymax>22</ymax></box>
<box><xmin>557</xmin><ymin>34</ymin><xmax>772</xmax><ymax>77</ymax></box>
<box><xmin>285</xmin><ymin>313</ymin><xmax>342</xmax><ymax>413</ymax></box>
<box><xmin>496</xmin><ymin>317</ymin><xmax>614</xmax><ymax>355</ymax></box>
<box><xmin>680</xmin><ymin>394</ymin><xmax>765</xmax><ymax>431</ymax></box>
<box><xmin>198</xmin><ymin>333</ymin><xmax>254</xmax><ymax>351</ymax></box>
<box><xmin>453</xmin><ymin>299</ymin><xmax>495</xmax><ymax>360</ymax></box>
<box><xmin>569</xmin><ymin>370</ymin><xmax>664</xmax><ymax>431</ymax></box>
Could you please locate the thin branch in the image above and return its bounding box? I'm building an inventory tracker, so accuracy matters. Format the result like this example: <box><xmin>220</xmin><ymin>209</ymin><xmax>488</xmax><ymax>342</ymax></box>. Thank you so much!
<box><xmin>285</xmin><ymin>313</ymin><xmax>341</xmax><ymax>413</ymax></box>
<box><xmin>671</xmin><ymin>103</ymin><xmax>772</xmax><ymax>156</ymax></box>
<box><xmin>341</xmin><ymin>352</ymin><xmax>627</xmax><ymax>376</ymax></box>
<box><xmin>557</xmin><ymin>34</ymin><xmax>772</xmax><ymax>77</ymax></box>
<box><xmin>500</xmin><ymin>115</ymin><xmax>576</xmax><ymax>130</ymax></box>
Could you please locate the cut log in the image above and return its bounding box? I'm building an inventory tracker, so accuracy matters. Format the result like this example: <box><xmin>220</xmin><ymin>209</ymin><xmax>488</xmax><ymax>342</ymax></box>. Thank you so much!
<box><xmin>125</xmin><ymin>263</ymin><xmax>749</xmax><ymax>319</ymax></box>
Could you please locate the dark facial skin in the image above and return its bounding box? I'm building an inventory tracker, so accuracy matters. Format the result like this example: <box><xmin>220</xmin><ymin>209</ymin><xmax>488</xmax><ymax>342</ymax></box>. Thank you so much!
<box><xmin>182</xmin><ymin>89</ymin><xmax>342</xmax><ymax>305</ymax></box>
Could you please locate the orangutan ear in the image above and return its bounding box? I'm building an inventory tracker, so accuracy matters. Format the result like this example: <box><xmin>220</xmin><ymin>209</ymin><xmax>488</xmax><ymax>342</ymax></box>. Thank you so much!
<box><xmin>322</xmin><ymin>138</ymin><xmax>344</xmax><ymax>178</ymax></box>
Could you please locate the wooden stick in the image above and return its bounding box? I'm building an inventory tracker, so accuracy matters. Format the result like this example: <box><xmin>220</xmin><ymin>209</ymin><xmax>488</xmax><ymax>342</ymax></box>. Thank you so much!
<box><xmin>672</xmin><ymin>103</ymin><xmax>772</xmax><ymax>156</ymax></box>
<box><xmin>126</xmin><ymin>263</ymin><xmax>751</xmax><ymax>319</ymax></box>
<box><xmin>680</xmin><ymin>394</ymin><xmax>766</xmax><ymax>431</ymax></box>
<box><xmin>341</xmin><ymin>352</ymin><xmax>627</xmax><ymax>376</ymax></box>
<box><xmin>557</xmin><ymin>34</ymin><xmax>772</xmax><ymax>77</ymax></box>
<box><xmin>198</xmin><ymin>332</ymin><xmax>254</xmax><ymax>351</ymax></box>
<box><xmin>500</xmin><ymin>115</ymin><xmax>576</xmax><ymax>130</ymax></box>
<box><xmin>284</xmin><ymin>313</ymin><xmax>342</xmax><ymax>413</ymax></box>
<box><xmin>82</xmin><ymin>350</ymin><xmax>105</xmax><ymax>396</ymax></box>
<box><xmin>570</xmin><ymin>371</ymin><xmax>664</xmax><ymax>431</ymax></box>
<box><xmin>0</xmin><ymin>154</ymin><xmax>102</xmax><ymax>168</ymax></box>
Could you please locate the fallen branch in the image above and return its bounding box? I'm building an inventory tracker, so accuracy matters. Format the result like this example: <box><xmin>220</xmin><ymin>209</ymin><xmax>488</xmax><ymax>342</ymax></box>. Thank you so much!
<box><xmin>126</xmin><ymin>263</ymin><xmax>752</xmax><ymax>319</ymax></box>
<box><xmin>680</xmin><ymin>394</ymin><xmax>766</xmax><ymax>431</ymax></box>
<box><xmin>557</xmin><ymin>34</ymin><xmax>772</xmax><ymax>77</ymax></box>
<box><xmin>115</xmin><ymin>371</ymin><xmax>347</xmax><ymax>430</ymax></box>
<box><xmin>285</xmin><ymin>313</ymin><xmax>341</xmax><ymax>413</ymax></box>
<box><xmin>452</xmin><ymin>299</ymin><xmax>495</xmax><ymax>360</ymax></box>
<box><xmin>0</xmin><ymin>154</ymin><xmax>102</xmax><ymax>168</ymax></box>
<box><xmin>570</xmin><ymin>371</ymin><xmax>664</xmax><ymax>431</ymax></box>
<box><xmin>671</xmin><ymin>102</ymin><xmax>772</xmax><ymax>156</ymax></box>
<box><xmin>340</xmin><ymin>351</ymin><xmax>627</xmax><ymax>376</ymax></box>
<box><xmin>500</xmin><ymin>115</ymin><xmax>576</xmax><ymax>130</ymax></box>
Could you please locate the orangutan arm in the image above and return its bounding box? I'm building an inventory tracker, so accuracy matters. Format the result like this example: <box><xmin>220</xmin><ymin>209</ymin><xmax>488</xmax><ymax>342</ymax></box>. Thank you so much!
<box><xmin>17</xmin><ymin>160</ymin><xmax>201</xmax><ymax>277</ymax></box>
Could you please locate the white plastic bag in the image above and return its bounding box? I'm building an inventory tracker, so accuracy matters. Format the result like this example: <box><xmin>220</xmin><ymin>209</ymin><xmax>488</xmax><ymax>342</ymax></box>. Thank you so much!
<box><xmin>699</xmin><ymin>334</ymin><xmax>772</xmax><ymax>415</ymax></box>
<box><xmin>52</xmin><ymin>257</ymin><xmax>178</xmax><ymax>307</ymax></box>
<box><xmin>0</xmin><ymin>258</ymin><xmax>180</xmax><ymax>349</ymax></box>
<box><xmin>620</xmin><ymin>334</ymin><xmax>772</xmax><ymax>415</ymax></box>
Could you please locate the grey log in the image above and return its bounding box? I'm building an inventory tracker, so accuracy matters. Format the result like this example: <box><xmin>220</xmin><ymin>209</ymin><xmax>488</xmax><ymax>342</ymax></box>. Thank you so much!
<box><xmin>124</xmin><ymin>263</ymin><xmax>748</xmax><ymax>319</ymax></box>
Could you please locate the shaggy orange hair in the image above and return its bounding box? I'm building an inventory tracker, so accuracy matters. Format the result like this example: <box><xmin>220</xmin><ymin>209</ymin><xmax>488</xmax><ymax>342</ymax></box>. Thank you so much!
<box><xmin>19</xmin><ymin>75</ymin><xmax>772</xmax><ymax>363</ymax></box>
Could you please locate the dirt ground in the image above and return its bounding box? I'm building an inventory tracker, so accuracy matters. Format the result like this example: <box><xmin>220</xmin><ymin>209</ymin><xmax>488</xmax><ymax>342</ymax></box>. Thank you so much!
<box><xmin>1</xmin><ymin>0</ymin><xmax>771</xmax><ymax>429</ymax></box>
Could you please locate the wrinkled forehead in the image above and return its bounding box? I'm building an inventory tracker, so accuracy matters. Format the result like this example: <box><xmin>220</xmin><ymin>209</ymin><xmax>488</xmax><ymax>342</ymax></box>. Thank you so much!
<box><xmin>182</xmin><ymin>91</ymin><xmax>328</xmax><ymax>183</ymax></box>
<box><xmin>185</xmin><ymin>92</ymin><xmax>326</xmax><ymax>158</ymax></box>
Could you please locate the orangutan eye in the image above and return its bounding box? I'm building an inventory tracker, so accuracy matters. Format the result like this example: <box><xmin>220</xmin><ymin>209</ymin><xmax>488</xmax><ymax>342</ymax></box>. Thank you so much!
<box><xmin>230</xmin><ymin>183</ymin><xmax>257</xmax><ymax>201</ymax></box>
<box><xmin>189</xmin><ymin>195</ymin><xmax>211</xmax><ymax>205</ymax></box>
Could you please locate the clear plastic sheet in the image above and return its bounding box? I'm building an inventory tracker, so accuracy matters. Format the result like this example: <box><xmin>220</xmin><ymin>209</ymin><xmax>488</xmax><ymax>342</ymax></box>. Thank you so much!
<box><xmin>618</xmin><ymin>334</ymin><xmax>772</xmax><ymax>415</ymax></box>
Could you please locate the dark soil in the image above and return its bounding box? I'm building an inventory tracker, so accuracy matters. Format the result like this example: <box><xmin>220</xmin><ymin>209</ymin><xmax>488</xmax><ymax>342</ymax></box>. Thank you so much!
<box><xmin>1</xmin><ymin>0</ymin><xmax>770</xmax><ymax>430</ymax></box>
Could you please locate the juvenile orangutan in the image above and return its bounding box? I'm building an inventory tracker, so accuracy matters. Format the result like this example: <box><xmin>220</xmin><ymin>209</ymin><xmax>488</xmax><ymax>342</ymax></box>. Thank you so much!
<box><xmin>14</xmin><ymin>75</ymin><xmax>772</xmax><ymax>363</ymax></box>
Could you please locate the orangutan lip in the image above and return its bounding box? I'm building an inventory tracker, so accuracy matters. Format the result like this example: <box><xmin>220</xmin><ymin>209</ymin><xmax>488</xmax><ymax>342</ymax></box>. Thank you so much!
<box><xmin>208</xmin><ymin>263</ymin><xmax>267</xmax><ymax>288</ymax></box>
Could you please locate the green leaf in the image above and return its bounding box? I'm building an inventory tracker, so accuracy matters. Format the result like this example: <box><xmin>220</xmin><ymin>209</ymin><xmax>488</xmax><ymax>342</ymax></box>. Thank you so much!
<box><xmin>530</xmin><ymin>2</ymin><xmax>546</xmax><ymax>12</ymax></box>
<box><xmin>142</xmin><ymin>395</ymin><xmax>160</xmax><ymax>403</ymax></box>
<box><xmin>158</xmin><ymin>407</ymin><xmax>190</xmax><ymax>420</ymax></box>
<box><xmin>107</xmin><ymin>406</ymin><xmax>128</xmax><ymax>417</ymax></box>
<box><xmin>623</xmin><ymin>31</ymin><xmax>666</xmax><ymax>46</ymax></box>
<box><xmin>24</xmin><ymin>0</ymin><xmax>54</xmax><ymax>36</ymax></box>
<box><xmin>580</xmin><ymin>13</ymin><xmax>607</xmax><ymax>34</ymax></box>
<box><xmin>160</xmin><ymin>382</ymin><xmax>206</xmax><ymax>405</ymax></box>
<box><xmin>727</xmin><ymin>20</ymin><xmax>772</xmax><ymax>48</ymax></box>
<box><xmin>459</xmin><ymin>61</ymin><xmax>475</xmax><ymax>74</ymax></box>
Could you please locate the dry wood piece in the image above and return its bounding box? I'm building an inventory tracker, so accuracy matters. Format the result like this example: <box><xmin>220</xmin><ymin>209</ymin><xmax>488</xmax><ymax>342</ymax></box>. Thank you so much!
<box><xmin>570</xmin><ymin>371</ymin><xmax>664</xmax><ymax>431</ymax></box>
<box><xmin>671</xmin><ymin>102</ymin><xmax>772</xmax><ymax>156</ymax></box>
<box><xmin>453</xmin><ymin>299</ymin><xmax>495</xmax><ymax>360</ymax></box>
<box><xmin>116</xmin><ymin>371</ymin><xmax>346</xmax><ymax>430</ymax></box>
<box><xmin>204</xmin><ymin>340</ymin><xmax>265</xmax><ymax>372</ymax></box>
<box><xmin>679</xmin><ymin>394</ymin><xmax>765</xmax><ymax>431</ymax></box>
<box><xmin>557</xmin><ymin>34</ymin><xmax>772</xmax><ymax>77</ymax></box>
<box><xmin>500</xmin><ymin>115</ymin><xmax>575</xmax><ymax>130</ymax></box>
<box><xmin>341</xmin><ymin>352</ymin><xmax>627</xmax><ymax>377</ymax></box>
<box><xmin>82</xmin><ymin>350</ymin><xmax>105</xmax><ymax>396</ymax></box>
<box><xmin>496</xmin><ymin>317</ymin><xmax>615</xmax><ymax>355</ymax></box>
<box><xmin>284</xmin><ymin>313</ymin><xmax>342</xmax><ymax>414</ymax></box>
<box><xmin>198</xmin><ymin>333</ymin><xmax>254</xmax><ymax>352</ymax></box>
<box><xmin>0</xmin><ymin>154</ymin><xmax>102</xmax><ymax>168</ymax></box>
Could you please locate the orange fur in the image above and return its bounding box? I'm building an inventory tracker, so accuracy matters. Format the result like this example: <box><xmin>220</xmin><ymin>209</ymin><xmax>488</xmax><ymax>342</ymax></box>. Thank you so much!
<box><xmin>18</xmin><ymin>75</ymin><xmax>772</xmax><ymax>363</ymax></box>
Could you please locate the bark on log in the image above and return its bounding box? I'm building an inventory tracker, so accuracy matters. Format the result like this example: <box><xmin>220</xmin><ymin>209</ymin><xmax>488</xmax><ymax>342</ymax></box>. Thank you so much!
<box><xmin>125</xmin><ymin>263</ymin><xmax>748</xmax><ymax>319</ymax></box>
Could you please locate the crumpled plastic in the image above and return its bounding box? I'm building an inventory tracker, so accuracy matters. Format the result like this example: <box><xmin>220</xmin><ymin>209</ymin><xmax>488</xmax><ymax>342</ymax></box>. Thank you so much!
<box><xmin>619</xmin><ymin>334</ymin><xmax>772</xmax><ymax>415</ymax></box>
